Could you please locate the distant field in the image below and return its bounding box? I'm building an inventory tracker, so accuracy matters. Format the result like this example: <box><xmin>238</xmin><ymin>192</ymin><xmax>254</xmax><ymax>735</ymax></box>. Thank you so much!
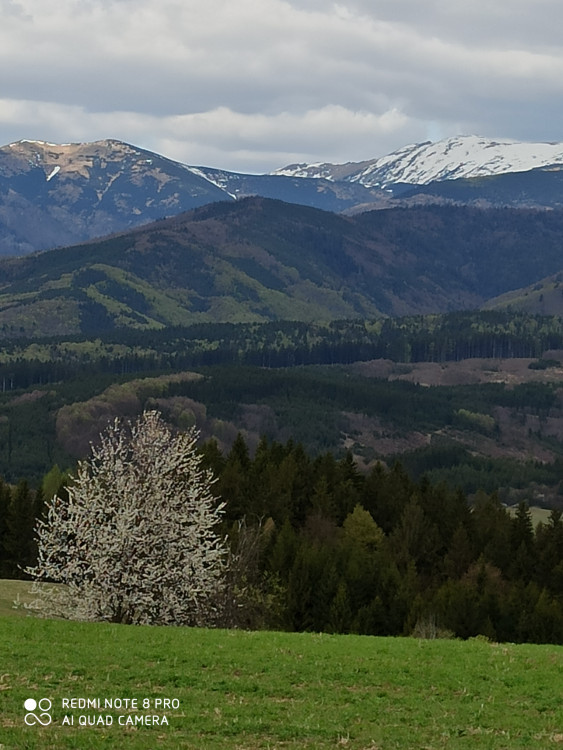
<box><xmin>1</xmin><ymin>610</ymin><xmax>562</xmax><ymax>749</ymax></box>
<box><xmin>507</xmin><ymin>505</ymin><xmax>554</xmax><ymax>526</ymax></box>
<box><xmin>353</xmin><ymin>356</ymin><xmax>563</xmax><ymax>387</ymax></box>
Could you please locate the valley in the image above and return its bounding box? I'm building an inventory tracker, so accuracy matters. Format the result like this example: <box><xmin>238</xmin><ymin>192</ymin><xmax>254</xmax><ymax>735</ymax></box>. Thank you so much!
<box><xmin>3</xmin><ymin>134</ymin><xmax>563</xmax><ymax>649</ymax></box>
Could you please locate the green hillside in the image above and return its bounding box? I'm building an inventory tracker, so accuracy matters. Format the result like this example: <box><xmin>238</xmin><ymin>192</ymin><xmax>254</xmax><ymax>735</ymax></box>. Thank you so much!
<box><xmin>484</xmin><ymin>272</ymin><xmax>563</xmax><ymax>315</ymax></box>
<box><xmin>4</xmin><ymin>199</ymin><xmax>563</xmax><ymax>337</ymax></box>
<box><xmin>0</xmin><ymin>198</ymin><xmax>383</xmax><ymax>336</ymax></box>
<box><xmin>1</xmin><ymin>613</ymin><xmax>561</xmax><ymax>749</ymax></box>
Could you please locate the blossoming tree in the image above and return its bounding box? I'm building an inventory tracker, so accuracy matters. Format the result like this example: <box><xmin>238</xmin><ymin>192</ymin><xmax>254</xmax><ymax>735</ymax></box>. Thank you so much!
<box><xmin>26</xmin><ymin>410</ymin><xmax>226</xmax><ymax>626</ymax></box>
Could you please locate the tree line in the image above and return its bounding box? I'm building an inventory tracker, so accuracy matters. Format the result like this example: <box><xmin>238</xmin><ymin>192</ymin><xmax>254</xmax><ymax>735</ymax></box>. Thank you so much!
<box><xmin>3</xmin><ymin>310</ymin><xmax>563</xmax><ymax>391</ymax></box>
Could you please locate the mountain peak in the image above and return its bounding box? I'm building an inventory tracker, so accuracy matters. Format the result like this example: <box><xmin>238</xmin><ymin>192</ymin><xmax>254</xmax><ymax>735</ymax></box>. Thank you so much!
<box><xmin>3</xmin><ymin>138</ymin><xmax>145</xmax><ymax>177</ymax></box>
<box><xmin>0</xmin><ymin>138</ymin><xmax>232</xmax><ymax>255</ymax></box>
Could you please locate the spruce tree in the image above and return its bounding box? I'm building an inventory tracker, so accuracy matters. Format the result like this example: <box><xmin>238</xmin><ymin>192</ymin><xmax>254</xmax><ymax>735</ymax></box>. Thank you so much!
<box><xmin>4</xmin><ymin>480</ymin><xmax>35</xmax><ymax>578</ymax></box>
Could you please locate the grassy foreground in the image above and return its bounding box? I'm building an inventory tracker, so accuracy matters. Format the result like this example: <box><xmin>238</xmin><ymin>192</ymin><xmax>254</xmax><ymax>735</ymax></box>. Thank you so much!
<box><xmin>1</xmin><ymin>613</ymin><xmax>563</xmax><ymax>750</ymax></box>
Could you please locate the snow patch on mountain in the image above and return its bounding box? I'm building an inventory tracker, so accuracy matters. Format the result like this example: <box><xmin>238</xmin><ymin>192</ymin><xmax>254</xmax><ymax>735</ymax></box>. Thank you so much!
<box><xmin>46</xmin><ymin>166</ymin><xmax>60</xmax><ymax>181</ymax></box>
<box><xmin>274</xmin><ymin>163</ymin><xmax>329</xmax><ymax>179</ymax></box>
<box><xmin>186</xmin><ymin>166</ymin><xmax>238</xmax><ymax>199</ymax></box>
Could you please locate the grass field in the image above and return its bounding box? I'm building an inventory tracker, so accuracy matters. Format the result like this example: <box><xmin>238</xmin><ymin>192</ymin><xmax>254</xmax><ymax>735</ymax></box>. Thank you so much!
<box><xmin>1</xmin><ymin>602</ymin><xmax>563</xmax><ymax>750</ymax></box>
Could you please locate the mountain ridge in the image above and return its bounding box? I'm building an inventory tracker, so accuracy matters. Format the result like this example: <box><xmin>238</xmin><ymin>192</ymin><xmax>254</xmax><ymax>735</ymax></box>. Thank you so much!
<box><xmin>3</xmin><ymin>134</ymin><xmax>563</xmax><ymax>256</ymax></box>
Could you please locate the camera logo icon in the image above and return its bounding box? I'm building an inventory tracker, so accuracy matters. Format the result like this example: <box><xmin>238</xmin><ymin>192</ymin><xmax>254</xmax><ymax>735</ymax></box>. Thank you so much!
<box><xmin>24</xmin><ymin>698</ymin><xmax>52</xmax><ymax>726</ymax></box>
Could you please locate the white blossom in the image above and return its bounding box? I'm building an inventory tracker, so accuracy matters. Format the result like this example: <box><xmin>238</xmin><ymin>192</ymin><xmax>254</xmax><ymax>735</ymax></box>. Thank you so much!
<box><xmin>26</xmin><ymin>411</ymin><xmax>226</xmax><ymax>626</ymax></box>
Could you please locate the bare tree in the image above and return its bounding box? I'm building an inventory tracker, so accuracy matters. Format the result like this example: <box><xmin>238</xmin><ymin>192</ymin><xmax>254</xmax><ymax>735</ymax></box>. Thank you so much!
<box><xmin>26</xmin><ymin>411</ymin><xmax>227</xmax><ymax>626</ymax></box>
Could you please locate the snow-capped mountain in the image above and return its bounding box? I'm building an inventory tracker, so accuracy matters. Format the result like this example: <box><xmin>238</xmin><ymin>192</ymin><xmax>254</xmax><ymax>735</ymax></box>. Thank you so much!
<box><xmin>273</xmin><ymin>135</ymin><xmax>563</xmax><ymax>188</ymax></box>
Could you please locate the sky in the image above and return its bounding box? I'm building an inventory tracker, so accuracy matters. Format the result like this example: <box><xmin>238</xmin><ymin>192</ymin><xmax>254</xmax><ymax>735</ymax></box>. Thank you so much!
<box><xmin>1</xmin><ymin>0</ymin><xmax>563</xmax><ymax>173</ymax></box>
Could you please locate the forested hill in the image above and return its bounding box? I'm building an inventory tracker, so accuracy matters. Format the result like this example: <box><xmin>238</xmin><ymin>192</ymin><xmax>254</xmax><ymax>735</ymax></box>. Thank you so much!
<box><xmin>3</xmin><ymin>199</ymin><xmax>563</xmax><ymax>336</ymax></box>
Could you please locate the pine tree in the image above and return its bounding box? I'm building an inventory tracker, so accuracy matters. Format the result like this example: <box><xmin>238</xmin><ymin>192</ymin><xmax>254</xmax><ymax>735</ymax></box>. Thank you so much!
<box><xmin>219</xmin><ymin>433</ymin><xmax>253</xmax><ymax>521</ymax></box>
<box><xmin>509</xmin><ymin>501</ymin><xmax>536</xmax><ymax>582</ymax></box>
<box><xmin>328</xmin><ymin>582</ymin><xmax>352</xmax><ymax>634</ymax></box>
<box><xmin>26</xmin><ymin>411</ymin><xmax>227</xmax><ymax>626</ymax></box>
<box><xmin>0</xmin><ymin>478</ymin><xmax>11</xmax><ymax>577</ymax></box>
<box><xmin>4</xmin><ymin>480</ymin><xmax>36</xmax><ymax>578</ymax></box>
<box><xmin>536</xmin><ymin>509</ymin><xmax>563</xmax><ymax>592</ymax></box>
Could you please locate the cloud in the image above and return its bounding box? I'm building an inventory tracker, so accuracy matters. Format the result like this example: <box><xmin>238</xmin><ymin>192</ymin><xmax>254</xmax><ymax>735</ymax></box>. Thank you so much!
<box><xmin>1</xmin><ymin>0</ymin><xmax>563</xmax><ymax>171</ymax></box>
<box><xmin>0</xmin><ymin>98</ymin><xmax>412</xmax><ymax>171</ymax></box>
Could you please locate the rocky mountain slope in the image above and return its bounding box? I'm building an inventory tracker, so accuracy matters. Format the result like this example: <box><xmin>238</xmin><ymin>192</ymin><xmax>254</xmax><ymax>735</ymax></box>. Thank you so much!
<box><xmin>0</xmin><ymin>139</ymin><xmax>384</xmax><ymax>255</ymax></box>
<box><xmin>398</xmin><ymin>164</ymin><xmax>563</xmax><ymax>208</ymax></box>
<box><xmin>0</xmin><ymin>139</ymin><xmax>228</xmax><ymax>255</ymax></box>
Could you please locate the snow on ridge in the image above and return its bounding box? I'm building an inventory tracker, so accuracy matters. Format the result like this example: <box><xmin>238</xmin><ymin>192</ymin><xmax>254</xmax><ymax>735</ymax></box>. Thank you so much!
<box><xmin>357</xmin><ymin>135</ymin><xmax>563</xmax><ymax>187</ymax></box>
<box><xmin>274</xmin><ymin>136</ymin><xmax>563</xmax><ymax>188</ymax></box>
<box><xmin>6</xmin><ymin>134</ymin><xmax>563</xmax><ymax>190</ymax></box>
<box><xmin>270</xmin><ymin>162</ymin><xmax>336</xmax><ymax>180</ymax></box>
<box><xmin>13</xmin><ymin>139</ymin><xmax>65</xmax><ymax>148</ymax></box>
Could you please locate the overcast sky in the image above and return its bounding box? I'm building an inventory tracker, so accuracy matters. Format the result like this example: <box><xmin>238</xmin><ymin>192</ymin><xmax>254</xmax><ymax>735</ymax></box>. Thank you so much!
<box><xmin>1</xmin><ymin>0</ymin><xmax>563</xmax><ymax>172</ymax></box>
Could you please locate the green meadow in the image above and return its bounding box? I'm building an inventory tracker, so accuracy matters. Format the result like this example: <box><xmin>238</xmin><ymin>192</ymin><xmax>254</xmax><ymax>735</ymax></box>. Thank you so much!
<box><xmin>1</xmin><ymin>597</ymin><xmax>562</xmax><ymax>750</ymax></box>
